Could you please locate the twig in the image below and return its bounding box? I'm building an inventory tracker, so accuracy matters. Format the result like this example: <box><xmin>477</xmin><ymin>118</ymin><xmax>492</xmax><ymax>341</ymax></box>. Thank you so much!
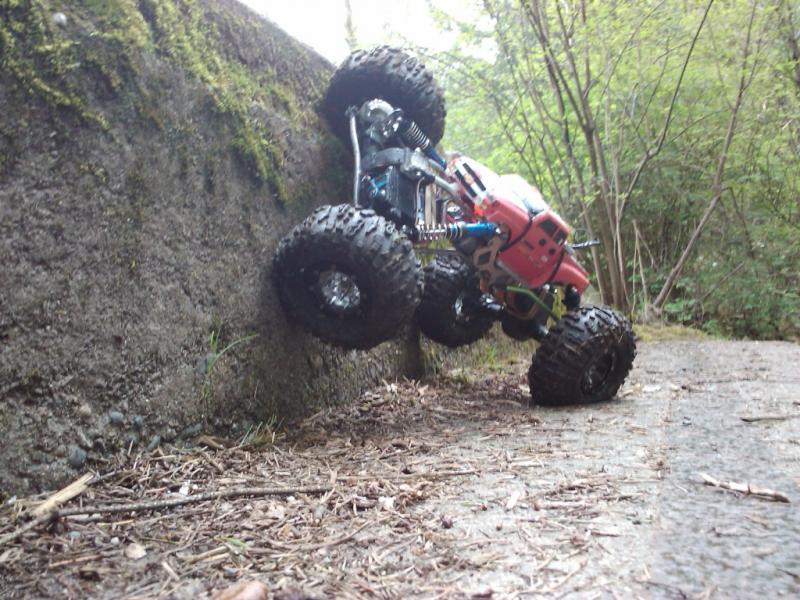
<box><xmin>699</xmin><ymin>473</ymin><xmax>790</xmax><ymax>503</ymax></box>
<box><xmin>740</xmin><ymin>414</ymin><xmax>800</xmax><ymax>423</ymax></box>
<box><xmin>0</xmin><ymin>485</ymin><xmax>331</xmax><ymax>546</ymax></box>
<box><xmin>0</xmin><ymin>515</ymin><xmax>54</xmax><ymax>547</ymax></box>
<box><xmin>31</xmin><ymin>473</ymin><xmax>94</xmax><ymax>517</ymax></box>
<box><xmin>336</xmin><ymin>469</ymin><xmax>477</xmax><ymax>482</ymax></box>
<box><xmin>248</xmin><ymin>518</ymin><xmax>379</xmax><ymax>554</ymax></box>
<box><xmin>60</xmin><ymin>485</ymin><xmax>330</xmax><ymax>517</ymax></box>
<box><xmin>544</xmin><ymin>560</ymin><xmax>586</xmax><ymax>593</ymax></box>
<box><xmin>199</xmin><ymin>451</ymin><xmax>225</xmax><ymax>474</ymax></box>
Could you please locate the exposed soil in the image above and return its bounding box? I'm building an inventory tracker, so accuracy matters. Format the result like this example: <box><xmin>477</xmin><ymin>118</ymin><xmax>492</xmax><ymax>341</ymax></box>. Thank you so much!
<box><xmin>1</xmin><ymin>339</ymin><xmax>799</xmax><ymax>599</ymax></box>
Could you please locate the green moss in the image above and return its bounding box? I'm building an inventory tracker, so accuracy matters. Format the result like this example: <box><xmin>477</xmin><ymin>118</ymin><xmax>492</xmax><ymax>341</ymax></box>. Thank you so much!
<box><xmin>140</xmin><ymin>0</ymin><xmax>289</xmax><ymax>200</ymax></box>
<box><xmin>0</xmin><ymin>0</ymin><xmax>104</xmax><ymax>125</ymax></box>
<box><xmin>1</xmin><ymin>0</ymin><xmax>306</xmax><ymax>202</ymax></box>
<box><xmin>78</xmin><ymin>161</ymin><xmax>109</xmax><ymax>184</ymax></box>
<box><xmin>123</xmin><ymin>160</ymin><xmax>149</xmax><ymax>226</ymax></box>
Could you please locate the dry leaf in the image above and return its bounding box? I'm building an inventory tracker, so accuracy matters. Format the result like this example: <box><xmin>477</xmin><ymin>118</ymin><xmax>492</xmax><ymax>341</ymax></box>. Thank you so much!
<box><xmin>212</xmin><ymin>580</ymin><xmax>269</xmax><ymax>600</ymax></box>
<box><xmin>124</xmin><ymin>543</ymin><xmax>147</xmax><ymax>560</ymax></box>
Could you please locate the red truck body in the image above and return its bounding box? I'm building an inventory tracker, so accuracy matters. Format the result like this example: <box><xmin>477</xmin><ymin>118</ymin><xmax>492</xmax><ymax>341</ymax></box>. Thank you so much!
<box><xmin>450</xmin><ymin>159</ymin><xmax>590</xmax><ymax>294</ymax></box>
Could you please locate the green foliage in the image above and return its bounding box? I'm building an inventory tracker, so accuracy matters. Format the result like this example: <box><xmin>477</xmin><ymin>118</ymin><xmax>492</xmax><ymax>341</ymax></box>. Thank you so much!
<box><xmin>200</xmin><ymin>328</ymin><xmax>258</xmax><ymax>424</ymax></box>
<box><xmin>0</xmin><ymin>0</ymin><xmax>110</xmax><ymax>126</ymax></box>
<box><xmin>240</xmin><ymin>416</ymin><xmax>283</xmax><ymax>447</ymax></box>
<box><xmin>204</xmin><ymin>330</ymin><xmax>258</xmax><ymax>376</ymax></box>
<box><xmin>425</xmin><ymin>0</ymin><xmax>800</xmax><ymax>339</ymax></box>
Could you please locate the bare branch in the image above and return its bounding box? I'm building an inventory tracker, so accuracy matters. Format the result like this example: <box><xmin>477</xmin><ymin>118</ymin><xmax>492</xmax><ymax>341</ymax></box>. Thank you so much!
<box><xmin>653</xmin><ymin>0</ymin><xmax>759</xmax><ymax>309</ymax></box>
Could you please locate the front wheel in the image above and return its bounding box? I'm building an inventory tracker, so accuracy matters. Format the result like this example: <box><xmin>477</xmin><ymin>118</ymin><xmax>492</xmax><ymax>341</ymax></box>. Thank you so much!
<box><xmin>528</xmin><ymin>305</ymin><xmax>636</xmax><ymax>406</ymax></box>
<box><xmin>272</xmin><ymin>205</ymin><xmax>423</xmax><ymax>350</ymax></box>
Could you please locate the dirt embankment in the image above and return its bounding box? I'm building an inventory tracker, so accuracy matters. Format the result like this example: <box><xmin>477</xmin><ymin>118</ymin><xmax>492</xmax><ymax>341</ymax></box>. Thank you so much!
<box><xmin>0</xmin><ymin>0</ymin><xmax>424</xmax><ymax>495</ymax></box>
<box><xmin>1</xmin><ymin>339</ymin><xmax>798</xmax><ymax>598</ymax></box>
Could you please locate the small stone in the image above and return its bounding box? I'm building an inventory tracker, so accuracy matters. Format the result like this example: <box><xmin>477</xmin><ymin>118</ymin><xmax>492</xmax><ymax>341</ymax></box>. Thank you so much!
<box><xmin>440</xmin><ymin>515</ymin><xmax>454</xmax><ymax>529</ymax></box>
<box><xmin>196</xmin><ymin>354</ymin><xmax>211</xmax><ymax>374</ymax></box>
<box><xmin>67</xmin><ymin>446</ymin><xmax>87</xmax><ymax>468</ymax></box>
<box><xmin>76</xmin><ymin>403</ymin><xmax>93</xmax><ymax>418</ymax></box>
<box><xmin>132</xmin><ymin>415</ymin><xmax>144</xmax><ymax>429</ymax></box>
<box><xmin>222</xmin><ymin>566</ymin><xmax>238</xmax><ymax>579</ymax></box>
<box><xmin>162</xmin><ymin>427</ymin><xmax>177</xmax><ymax>442</ymax></box>
<box><xmin>52</xmin><ymin>12</ymin><xmax>67</xmax><ymax>27</ymax></box>
<box><xmin>108</xmin><ymin>410</ymin><xmax>124</xmax><ymax>425</ymax></box>
<box><xmin>146</xmin><ymin>435</ymin><xmax>161</xmax><ymax>451</ymax></box>
<box><xmin>180</xmin><ymin>423</ymin><xmax>202</xmax><ymax>439</ymax></box>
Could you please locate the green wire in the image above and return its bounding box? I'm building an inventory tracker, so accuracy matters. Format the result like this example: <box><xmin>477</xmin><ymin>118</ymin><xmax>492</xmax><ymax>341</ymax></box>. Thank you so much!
<box><xmin>505</xmin><ymin>285</ymin><xmax>557</xmax><ymax>320</ymax></box>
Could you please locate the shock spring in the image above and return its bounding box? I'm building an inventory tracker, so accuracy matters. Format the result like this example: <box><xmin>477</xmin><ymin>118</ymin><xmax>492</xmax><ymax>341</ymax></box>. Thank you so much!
<box><xmin>415</xmin><ymin>224</ymin><xmax>464</xmax><ymax>242</ymax></box>
<box><xmin>399</xmin><ymin>119</ymin><xmax>431</xmax><ymax>150</ymax></box>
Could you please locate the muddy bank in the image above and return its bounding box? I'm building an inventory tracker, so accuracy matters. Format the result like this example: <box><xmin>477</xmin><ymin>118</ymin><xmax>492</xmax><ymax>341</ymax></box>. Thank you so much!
<box><xmin>1</xmin><ymin>339</ymin><xmax>798</xmax><ymax>598</ymax></box>
<box><xmin>0</xmin><ymin>0</ymin><xmax>423</xmax><ymax>495</ymax></box>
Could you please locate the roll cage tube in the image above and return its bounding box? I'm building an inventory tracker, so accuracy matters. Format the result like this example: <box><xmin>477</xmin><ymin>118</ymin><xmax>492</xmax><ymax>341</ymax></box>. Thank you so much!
<box><xmin>347</xmin><ymin>106</ymin><xmax>361</xmax><ymax>206</ymax></box>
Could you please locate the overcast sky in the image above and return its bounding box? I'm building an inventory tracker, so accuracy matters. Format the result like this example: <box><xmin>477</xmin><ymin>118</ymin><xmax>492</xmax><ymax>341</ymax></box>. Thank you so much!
<box><xmin>237</xmin><ymin>0</ymin><xmax>463</xmax><ymax>63</ymax></box>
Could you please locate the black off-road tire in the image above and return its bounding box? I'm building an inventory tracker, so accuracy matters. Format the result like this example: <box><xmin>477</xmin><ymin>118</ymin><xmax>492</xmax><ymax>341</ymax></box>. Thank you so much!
<box><xmin>323</xmin><ymin>45</ymin><xmax>447</xmax><ymax>146</ymax></box>
<box><xmin>272</xmin><ymin>204</ymin><xmax>423</xmax><ymax>350</ymax></box>
<box><xmin>416</xmin><ymin>254</ymin><xmax>493</xmax><ymax>348</ymax></box>
<box><xmin>528</xmin><ymin>305</ymin><xmax>636</xmax><ymax>406</ymax></box>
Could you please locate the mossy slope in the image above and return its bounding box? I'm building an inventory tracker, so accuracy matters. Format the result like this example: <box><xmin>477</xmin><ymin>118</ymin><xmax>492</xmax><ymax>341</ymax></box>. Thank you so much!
<box><xmin>0</xmin><ymin>0</ymin><xmax>335</xmax><ymax>200</ymax></box>
<box><xmin>0</xmin><ymin>0</ymin><xmax>419</xmax><ymax>496</ymax></box>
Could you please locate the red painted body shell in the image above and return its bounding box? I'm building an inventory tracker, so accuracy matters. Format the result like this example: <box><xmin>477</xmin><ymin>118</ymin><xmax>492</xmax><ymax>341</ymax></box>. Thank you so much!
<box><xmin>450</xmin><ymin>159</ymin><xmax>590</xmax><ymax>294</ymax></box>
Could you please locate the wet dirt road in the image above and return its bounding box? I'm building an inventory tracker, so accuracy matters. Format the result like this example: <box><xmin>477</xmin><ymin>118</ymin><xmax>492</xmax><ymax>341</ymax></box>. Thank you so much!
<box><xmin>1</xmin><ymin>340</ymin><xmax>799</xmax><ymax>599</ymax></box>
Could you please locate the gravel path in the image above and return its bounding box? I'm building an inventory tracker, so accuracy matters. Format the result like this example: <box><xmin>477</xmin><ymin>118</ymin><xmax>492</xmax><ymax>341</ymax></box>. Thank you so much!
<box><xmin>1</xmin><ymin>340</ymin><xmax>798</xmax><ymax>599</ymax></box>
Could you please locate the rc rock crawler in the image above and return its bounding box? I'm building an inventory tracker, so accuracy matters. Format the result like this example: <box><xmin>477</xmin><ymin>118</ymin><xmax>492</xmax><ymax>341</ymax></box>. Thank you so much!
<box><xmin>272</xmin><ymin>46</ymin><xmax>636</xmax><ymax>405</ymax></box>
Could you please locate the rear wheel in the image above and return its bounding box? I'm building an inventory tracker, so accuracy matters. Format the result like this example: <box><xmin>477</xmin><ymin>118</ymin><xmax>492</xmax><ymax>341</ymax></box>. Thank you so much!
<box><xmin>528</xmin><ymin>305</ymin><xmax>636</xmax><ymax>405</ymax></box>
<box><xmin>323</xmin><ymin>46</ymin><xmax>447</xmax><ymax>146</ymax></box>
<box><xmin>416</xmin><ymin>254</ymin><xmax>493</xmax><ymax>348</ymax></box>
<box><xmin>272</xmin><ymin>205</ymin><xmax>423</xmax><ymax>350</ymax></box>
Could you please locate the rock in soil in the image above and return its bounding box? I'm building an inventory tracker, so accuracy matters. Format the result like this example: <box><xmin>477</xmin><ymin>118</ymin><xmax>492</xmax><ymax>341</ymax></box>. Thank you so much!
<box><xmin>66</xmin><ymin>446</ymin><xmax>87</xmax><ymax>469</ymax></box>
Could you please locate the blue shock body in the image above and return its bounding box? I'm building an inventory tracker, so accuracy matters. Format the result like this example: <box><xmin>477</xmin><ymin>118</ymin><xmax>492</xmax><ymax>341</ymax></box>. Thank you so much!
<box><xmin>461</xmin><ymin>222</ymin><xmax>498</xmax><ymax>238</ymax></box>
